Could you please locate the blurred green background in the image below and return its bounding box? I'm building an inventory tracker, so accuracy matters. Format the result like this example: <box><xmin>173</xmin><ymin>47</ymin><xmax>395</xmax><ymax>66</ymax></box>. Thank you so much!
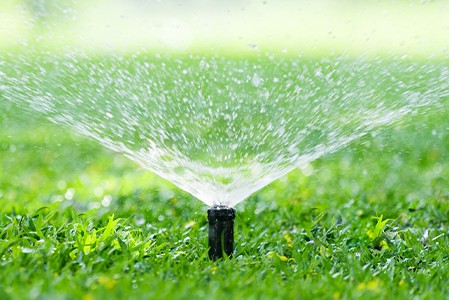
<box><xmin>1</xmin><ymin>0</ymin><xmax>449</xmax><ymax>56</ymax></box>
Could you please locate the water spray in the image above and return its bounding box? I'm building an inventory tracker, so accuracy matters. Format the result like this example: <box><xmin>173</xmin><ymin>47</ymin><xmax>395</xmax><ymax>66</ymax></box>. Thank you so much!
<box><xmin>207</xmin><ymin>206</ymin><xmax>236</xmax><ymax>260</ymax></box>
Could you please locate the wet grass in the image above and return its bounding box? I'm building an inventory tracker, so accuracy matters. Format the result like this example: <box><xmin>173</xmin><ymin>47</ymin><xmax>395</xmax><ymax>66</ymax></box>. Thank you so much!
<box><xmin>1</xmin><ymin>63</ymin><xmax>449</xmax><ymax>299</ymax></box>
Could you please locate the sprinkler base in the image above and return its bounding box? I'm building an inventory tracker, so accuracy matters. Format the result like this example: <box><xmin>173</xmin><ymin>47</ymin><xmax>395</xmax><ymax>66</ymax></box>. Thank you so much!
<box><xmin>207</xmin><ymin>206</ymin><xmax>236</xmax><ymax>260</ymax></box>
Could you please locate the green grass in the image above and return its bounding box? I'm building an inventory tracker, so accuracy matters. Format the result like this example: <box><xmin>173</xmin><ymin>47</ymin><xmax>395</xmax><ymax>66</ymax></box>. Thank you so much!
<box><xmin>1</xmin><ymin>54</ymin><xmax>449</xmax><ymax>299</ymax></box>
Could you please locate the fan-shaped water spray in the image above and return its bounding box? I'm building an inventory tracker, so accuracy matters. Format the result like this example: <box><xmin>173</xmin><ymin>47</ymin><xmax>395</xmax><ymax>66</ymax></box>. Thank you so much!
<box><xmin>2</xmin><ymin>52</ymin><xmax>448</xmax><ymax>207</ymax></box>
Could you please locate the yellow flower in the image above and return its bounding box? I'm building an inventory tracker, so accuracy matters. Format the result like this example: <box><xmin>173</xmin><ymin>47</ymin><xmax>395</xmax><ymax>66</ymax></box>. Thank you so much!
<box><xmin>82</xmin><ymin>294</ymin><xmax>95</xmax><ymax>300</ymax></box>
<box><xmin>267</xmin><ymin>251</ymin><xmax>294</xmax><ymax>262</ymax></box>
<box><xmin>284</xmin><ymin>234</ymin><xmax>293</xmax><ymax>247</ymax></box>
<box><xmin>98</xmin><ymin>276</ymin><xmax>117</xmax><ymax>290</ymax></box>
<box><xmin>357</xmin><ymin>278</ymin><xmax>381</xmax><ymax>291</ymax></box>
<box><xmin>278</xmin><ymin>255</ymin><xmax>289</xmax><ymax>262</ymax></box>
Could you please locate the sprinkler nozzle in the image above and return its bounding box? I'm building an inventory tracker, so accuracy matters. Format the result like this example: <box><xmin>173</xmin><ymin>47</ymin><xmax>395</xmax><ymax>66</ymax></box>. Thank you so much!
<box><xmin>207</xmin><ymin>206</ymin><xmax>236</xmax><ymax>260</ymax></box>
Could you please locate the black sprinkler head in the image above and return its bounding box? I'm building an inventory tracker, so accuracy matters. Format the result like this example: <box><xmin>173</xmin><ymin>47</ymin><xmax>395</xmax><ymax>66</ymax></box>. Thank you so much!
<box><xmin>207</xmin><ymin>206</ymin><xmax>236</xmax><ymax>260</ymax></box>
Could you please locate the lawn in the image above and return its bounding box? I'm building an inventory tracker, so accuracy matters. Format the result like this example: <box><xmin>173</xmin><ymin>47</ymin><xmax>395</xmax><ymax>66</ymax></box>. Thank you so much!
<box><xmin>1</xmin><ymin>49</ymin><xmax>449</xmax><ymax>300</ymax></box>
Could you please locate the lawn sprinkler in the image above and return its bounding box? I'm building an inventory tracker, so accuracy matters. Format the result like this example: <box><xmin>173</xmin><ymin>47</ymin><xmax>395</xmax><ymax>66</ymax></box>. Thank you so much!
<box><xmin>207</xmin><ymin>206</ymin><xmax>236</xmax><ymax>260</ymax></box>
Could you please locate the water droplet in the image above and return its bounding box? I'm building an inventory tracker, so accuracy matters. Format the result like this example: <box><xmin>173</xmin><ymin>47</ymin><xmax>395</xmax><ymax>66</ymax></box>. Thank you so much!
<box><xmin>251</xmin><ymin>73</ymin><xmax>262</xmax><ymax>87</ymax></box>
<box><xmin>299</xmin><ymin>163</ymin><xmax>314</xmax><ymax>177</ymax></box>
<box><xmin>65</xmin><ymin>188</ymin><xmax>75</xmax><ymax>200</ymax></box>
<box><xmin>102</xmin><ymin>195</ymin><xmax>112</xmax><ymax>207</ymax></box>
